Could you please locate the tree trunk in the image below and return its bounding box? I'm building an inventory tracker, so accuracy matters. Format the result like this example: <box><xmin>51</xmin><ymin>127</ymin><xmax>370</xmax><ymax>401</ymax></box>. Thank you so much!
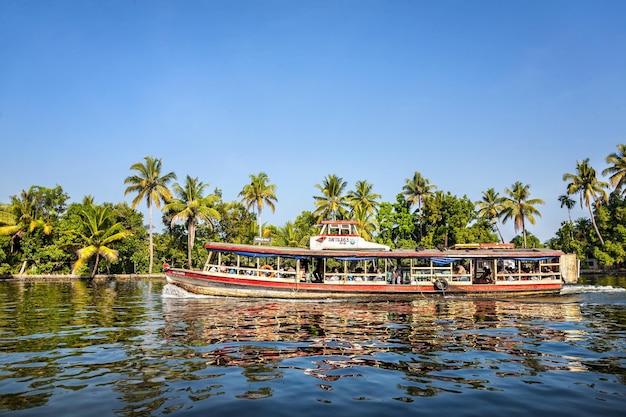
<box><xmin>187</xmin><ymin>220</ymin><xmax>195</xmax><ymax>269</ymax></box>
<box><xmin>494</xmin><ymin>220</ymin><xmax>505</xmax><ymax>243</ymax></box>
<box><xmin>148</xmin><ymin>203</ymin><xmax>154</xmax><ymax>274</ymax></box>
<box><xmin>18</xmin><ymin>260</ymin><xmax>27</xmax><ymax>275</ymax></box>
<box><xmin>91</xmin><ymin>253</ymin><xmax>100</xmax><ymax>278</ymax></box>
<box><xmin>589</xmin><ymin>205</ymin><xmax>605</xmax><ymax>246</ymax></box>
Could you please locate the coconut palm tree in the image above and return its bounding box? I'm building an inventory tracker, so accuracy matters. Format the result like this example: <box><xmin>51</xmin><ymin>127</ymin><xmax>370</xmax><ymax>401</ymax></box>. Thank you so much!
<box><xmin>313</xmin><ymin>174</ymin><xmax>349</xmax><ymax>222</ymax></box>
<box><xmin>475</xmin><ymin>188</ymin><xmax>506</xmax><ymax>243</ymax></box>
<box><xmin>563</xmin><ymin>158</ymin><xmax>609</xmax><ymax>246</ymax></box>
<box><xmin>402</xmin><ymin>171</ymin><xmax>436</xmax><ymax>211</ymax></box>
<box><xmin>0</xmin><ymin>203</ymin><xmax>19</xmax><ymax>245</ymax></box>
<box><xmin>73</xmin><ymin>204</ymin><xmax>132</xmax><ymax>277</ymax></box>
<box><xmin>164</xmin><ymin>175</ymin><xmax>221</xmax><ymax>269</ymax></box>
<box><xmin>500</xmin><ymin>182</ymin><xmax>544</xmax><ymax>248</ymax></box>
<box><xmin>124</xmin><ymin>156</ymin><xmax>176</xmax><ymax>273</ymax></box>
<box><xmin>238</xmin><ymin>172</ymin><xmax>278</xmax><ymax>238</ymax></box>
<box><xmin>558</xmin><ymin>194</ymin><xmax>576</xmax><ymax>240</ymax></box>
<box><xmin>603</xmin><ymin>143</ymin><xmax>626</xmax><ymax>195</ymax></box>
<box><xmin>346</xmin><ymin>180</ymin><xmax>381</xmax><ymax>218</ymax></box>
<box><xmin>351</xmin><ymin>205</ymin><xmax>377</xmax><ymax>241</ymax></box>
<box><xmin>272</xmin><ymin>221</ymin><xmax>308</xmax><ymax>248</ymax></box>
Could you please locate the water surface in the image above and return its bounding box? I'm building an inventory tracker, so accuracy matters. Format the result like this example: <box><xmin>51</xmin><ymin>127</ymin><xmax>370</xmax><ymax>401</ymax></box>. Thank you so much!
<box><xmin>0</xmin><ymin>277</ymin><xmax>624</xmax><ymax>416</ymax></box>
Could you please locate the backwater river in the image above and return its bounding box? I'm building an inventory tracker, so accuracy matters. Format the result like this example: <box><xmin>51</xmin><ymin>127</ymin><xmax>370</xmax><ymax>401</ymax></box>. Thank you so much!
<box><xmin>0</xmin><ymin>276</ymin><xmax>625</xmax><ymax>416</ymax></box>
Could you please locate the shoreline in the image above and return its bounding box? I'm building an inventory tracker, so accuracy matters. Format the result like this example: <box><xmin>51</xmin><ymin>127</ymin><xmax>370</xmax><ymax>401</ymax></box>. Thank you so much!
<box><xmin>0</xmin><ymin>274</ymin><xmax>167</xmax><ymax>282</ymax></box>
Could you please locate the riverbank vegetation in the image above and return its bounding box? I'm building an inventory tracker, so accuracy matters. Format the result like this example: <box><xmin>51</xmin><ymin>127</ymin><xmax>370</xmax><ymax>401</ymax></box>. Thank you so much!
<box><xmin>1</xmin><ymin>144</ymin><xmax>625</xmax><ymax>276</ymax></box>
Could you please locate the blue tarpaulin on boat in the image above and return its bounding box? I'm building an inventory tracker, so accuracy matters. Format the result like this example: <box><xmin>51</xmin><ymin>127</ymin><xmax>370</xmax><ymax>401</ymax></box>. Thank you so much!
<box><xmin>225</xmin><ymin>250</ymin><xmax>310</xmax><ymax>260</ymax></box>
<box><xmin>431</xmin><ymin>257</ymin><xmax>457</xmax><ymax>265</ymax></box>
<box><xmin>503</xmin><ymin>257</ymin><xmax>557</xmax><ymax>262</ymax></box>
<box><xmin>334</xmin><ymin>256</ymin><xmax>380</xmax><ymax>261</ymax></box>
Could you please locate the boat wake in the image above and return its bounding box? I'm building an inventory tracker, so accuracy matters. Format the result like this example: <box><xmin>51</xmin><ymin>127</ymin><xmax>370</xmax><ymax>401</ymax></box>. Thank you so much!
<box><xmin>561</xmin><ymin>284</ymin><xmax>626</xmax><ymax>295</ymax></box>
<box><xmin>162</xmin><ymin>283</ymin><xmax>211</xmax><ymax>298</ymax></box>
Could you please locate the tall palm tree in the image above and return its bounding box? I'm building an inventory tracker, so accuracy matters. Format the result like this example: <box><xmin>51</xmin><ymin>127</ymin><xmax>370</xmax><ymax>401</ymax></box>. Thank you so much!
<box><xmin>602</xmin><ymin>143</ymin><xmax>626</xmax><ymax>195</ymax></box>
<box><xmin>351</xmin><ymin>205</ymin><xmax>377</xmax><ymax>241</ymax></box>
<box><xmin>500</xmin><ymin>182</ymin><xmax>545</xmax><ymax>248</ymax></box>
<box><xmin>346</xmin><ymin>180</ymin><xmax>381</xmax><ymax>218</ymax></box>
<box><xmin>238</xmin><ymin>172</ymin><xmax>278</xmax><ymax>238</ymax></box>
<box><xmin>164</xmin><ymin>175</ymin><xmax>221</xmax><ymax>269</ymax></box>
<box><xmin>558</xmin><ymin>194</ymin><xmax>576</xmax><ymax>240</ymax></box>
<box><xmin>124</xmin><ymin>156</ymin><xmax>176</xmax><ymax>273</ymax></box>
<box><xmin>475</xmin><ymin>188</ymin><xmax>506</xmax><ymax>243</ymax></box>
<box><xmin>313</xmin><ymin>174</ymin><xmax>349</xmax><ymax>222</ymax></box>
<box><xmin>563</xmin><ymin>158</ymin><xmax>609</xmax><ymax>245</ymax></box>
<box><xmin>402</xmin><ymin>171</ymin><xmax>436</xmax><ymax>211</ymax></box>
<box><xmin>73</xmin><ymin>204</ymin><xmax>132</xmax><ymax>277</ymax></box>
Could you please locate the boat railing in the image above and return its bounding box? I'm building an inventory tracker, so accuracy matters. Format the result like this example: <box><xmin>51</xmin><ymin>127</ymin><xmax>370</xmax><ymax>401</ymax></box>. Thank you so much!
<box><xmin>323</xmin><ymin>272</ymin><xmax>387</xmax><ymax>283</ymax></box>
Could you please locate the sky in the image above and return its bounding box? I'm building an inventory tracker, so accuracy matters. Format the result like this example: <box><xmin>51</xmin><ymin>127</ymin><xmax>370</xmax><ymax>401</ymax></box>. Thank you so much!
<box><xmin>1</xmin><ymin>0</ymin><xmax>625</xmax><ymax>243</ymax></box>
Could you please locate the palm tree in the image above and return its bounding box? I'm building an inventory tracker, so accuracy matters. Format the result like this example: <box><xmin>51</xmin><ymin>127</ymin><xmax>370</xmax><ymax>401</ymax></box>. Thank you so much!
<box><xmin>124</xmin><ymin>156</ymin><xmax>176</xmax><ymax>273</ymax></box>
<box><xmin>500</xmin><ymin>182</ymin><xmax>545</xmax><ymax>248</ymax></box>
<box><xmin>346</xmin><ymin>180</ymin><xmax>381</xmax><ymax>218</ymax></box>
<box><xmin>238</xmin><ymin>172</ymin><xmax>278</xmax><ymax>238</ymax></box>
<box><xmin>351</xmin><ymin>205</ymin><xmax>377</xmax><ymax>241</ymax></box>
<box><xmin>603</xmin><ymin>143</ymin><xmax>626</xmax><ymax>195</ymax></box>
<box><xmin>558</xmin><ymin>194</ymin><xmax>576</xmax><ymax>240</ymax></box>
<box><xmin>475</xmin><ymin>188</ymin><xmax>506</xmax><ymax>243</ymax></box>
<box><xmin>272</xmin><ymin>221</ymin><xmax>308</xmax><ymax>248</ymax></box>
<box><xmin>73</xmin><ymin>204</ymin><xmax>132</xmax><ymax>277</ymax></box>
<box><xmin>164</xmin><ymin>175</ymin><xmax>221</xmax><ymax>268</ymax></box>
<box><xmin>313</xmin><ymin>174</ymin><xmax>349</xmax><ymax>222</ymax></box>
<box><xmin>402</xmin><ymin>171</ymin><xmax>436</xmax><ymax>211</ymax></box>
<box><xmin>563</xmin><ymin>158</ymin><xmax>609</xmax><ymax>245</ymax></box>
<box><xmin>0</xmin><ymin>203</ymin><xmax>19</xmax><ymax>246</ymax></box>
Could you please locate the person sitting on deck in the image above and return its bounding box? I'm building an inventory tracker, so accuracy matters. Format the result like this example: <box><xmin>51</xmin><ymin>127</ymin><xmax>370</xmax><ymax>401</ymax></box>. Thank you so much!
<box><xmin>475</xmin><ymin>267</ymin><xmax>492</xmax><ymax>284</ymax></box>
<box><xmin>393</xmin><ymin>267</ymin><xmax>403</xmax><ymax>284</ymax></box>
<box><xmin>453</xmin><ymin>264</ymin><xmax>469</xmax><ymax>281</ymax></box>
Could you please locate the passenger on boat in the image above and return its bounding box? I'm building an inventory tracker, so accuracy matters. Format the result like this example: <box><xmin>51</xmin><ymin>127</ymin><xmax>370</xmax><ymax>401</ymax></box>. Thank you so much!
<box><xmin>329</xmin><ymin>267</ymin><xmax>340</xmax><ymax>281</ymax></box>
<box><xmin>505</xmin><ymin>266</ymin><xmax>515</xmax><ymax>281</ymax></box>
<box><xmin>453</xmin><ymin>264</ymin><xmax>469</xmax><ymax>281</ymax></box>
<box><xmin>366</xmin><ymin>266</ymin><xmax>376</xmax><ymax>281</ymax></box>
<box><xmin>475</xmin><ymin>267</ymin><xmax>492</xmax><ymax>284</ymax></box>
<box><xmin>393</xmin><ymin>266</ymin><xmax>403</xmax><ymax>284</ymax></box>
<box><xmin>354</xmin><ymin>267</ymin><xmax>364</xmax><ymax>281</ymax></box>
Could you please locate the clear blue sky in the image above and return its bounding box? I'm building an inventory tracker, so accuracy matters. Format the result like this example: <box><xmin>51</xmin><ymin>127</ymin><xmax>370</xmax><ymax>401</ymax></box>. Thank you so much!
<box><xmin>1</xmin><ymin>0</ymin><xmax>625</xmax><ymax>243</ymax></box>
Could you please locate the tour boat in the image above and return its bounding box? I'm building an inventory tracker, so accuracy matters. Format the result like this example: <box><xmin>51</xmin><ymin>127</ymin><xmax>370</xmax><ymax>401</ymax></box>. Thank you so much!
<box><xmin>164</xmin><ymin>220</ymin><xmax>576</xmax><ymax>299</ymax></box>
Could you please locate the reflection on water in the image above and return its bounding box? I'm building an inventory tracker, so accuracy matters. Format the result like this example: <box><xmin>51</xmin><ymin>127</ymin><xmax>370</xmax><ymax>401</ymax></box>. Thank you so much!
<box><xmin>0</xmin><ymin>279</ymin><xmax>624</xmax><ymax>416</ymax></box>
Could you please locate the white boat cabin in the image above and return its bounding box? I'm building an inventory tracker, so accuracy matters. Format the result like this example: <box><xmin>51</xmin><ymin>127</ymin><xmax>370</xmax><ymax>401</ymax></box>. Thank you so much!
<box><xmin>309</xmin><ymin>220</ymin><xmax>391</xmax><ymax>251</ymax></box>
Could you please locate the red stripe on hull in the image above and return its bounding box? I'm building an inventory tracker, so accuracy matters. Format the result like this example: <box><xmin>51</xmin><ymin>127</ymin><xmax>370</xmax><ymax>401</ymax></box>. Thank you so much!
<box><xmin>165</xmin><ymin>269</ymin><xmax>562</xmax><ymax>299</ymax></box>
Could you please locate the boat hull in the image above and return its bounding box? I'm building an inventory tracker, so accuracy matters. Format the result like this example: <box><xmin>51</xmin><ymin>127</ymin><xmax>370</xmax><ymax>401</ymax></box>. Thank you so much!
<box><xmin>165</xmin><ymin>269</ymin><xmax>562</xmax><ymax>300</ymax></box>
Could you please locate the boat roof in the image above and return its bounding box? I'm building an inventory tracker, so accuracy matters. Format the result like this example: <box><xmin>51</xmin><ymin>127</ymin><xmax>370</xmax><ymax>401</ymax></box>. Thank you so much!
<box><xmin>319</xmin><ymin>220</ymin><xmax>358</xmax><ymax>224</ymax></box>
<box><xmin>204</xmin><ymin>241</ymin><xmax>563</xmax><ymax>261</ymax></box>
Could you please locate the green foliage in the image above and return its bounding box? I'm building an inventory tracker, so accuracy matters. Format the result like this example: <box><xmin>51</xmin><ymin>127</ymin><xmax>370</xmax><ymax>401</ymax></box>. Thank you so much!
<box><xmin>511</xmin><ymin>233</ymin><xmax>542</xmax><ymax>249</ymax></box>
<box><xmin>152</xmin><ymin>232</ymin><xmax>186</xmax><ymax>270</ymax></box>
<box><xmin>213</xmin><ymin>201</ymin><xmax>256</xmax><ymax>244</ymax></box>
<box><xmin>3</xmin><ymin>144</ymin><xmax>626</xmax><ymax>274</ymax></box>
<box><xmin>376</xmin><ymin>195</ymin><xmax>416</xmax><ymax>249</ymax></box>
